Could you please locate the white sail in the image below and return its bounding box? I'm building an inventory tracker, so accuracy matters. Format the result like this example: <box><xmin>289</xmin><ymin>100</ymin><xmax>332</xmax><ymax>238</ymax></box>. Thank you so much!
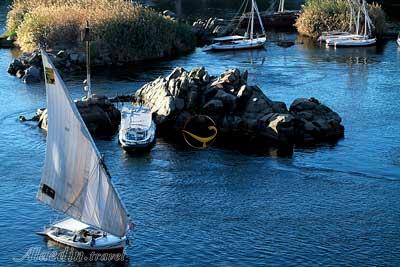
<box><xmin>37</xmin><ymin>50</ymin><xmax>129</xmax><ymax>237</ymax></box>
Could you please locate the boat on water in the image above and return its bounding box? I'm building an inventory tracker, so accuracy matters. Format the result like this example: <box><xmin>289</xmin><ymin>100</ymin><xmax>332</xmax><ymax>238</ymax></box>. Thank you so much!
<box><xmin>39</xmin><ymin>218</ymin><xmax>127</xmax><ymax>251</ymax></box>
<box><xmin>36</xmin><ymin>23</ymin><xmax>132</xmax><ymax>252</ymax></box>
<box><xmin>318</xmin><ymin>0</ymin><xmax>358</xmax><ymax>42</ymax></box>
<box><xmin>118</xmin><ymin>105</ymin><xmax>156</xmax><ymax>152</ymax></box>
<box><xmin>326</xmin><ymin>0</ymin><xmax>376</xmax><ymax>47</ymax></box>
<box><xmin>318</xmin><ymin>31</ymin><xmax>358</xmax><ymax>43</ymax></box>
<box><xmin>397</xmin><ymin>35</ymin><xmax>400</xmax><ymax>47</ymax></box>
<box><xmin>204</xmin><ymin>0</ymin><xmax>266</xmax><ymax>51</ymax></box>
<box><xmin>330</xmin><ymin>35</ymin><xmax>376</xmax><ymax>47</ymax></box>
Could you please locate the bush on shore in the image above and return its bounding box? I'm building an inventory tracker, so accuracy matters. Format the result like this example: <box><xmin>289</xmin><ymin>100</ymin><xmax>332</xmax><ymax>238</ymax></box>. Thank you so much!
<box><xmin>6</xmin><ymin>0</ymin><xmax>195</xmax><ymax>62</ymax></box>
<box><xmin>295</xmin><ymin>0</ymin><xmax>386</xmax><ymax>38</ymax></box>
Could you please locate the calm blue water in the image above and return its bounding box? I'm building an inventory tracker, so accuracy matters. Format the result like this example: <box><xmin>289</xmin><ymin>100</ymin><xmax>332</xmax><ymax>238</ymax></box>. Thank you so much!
<box><xmin>1</xmin><ymin>2</ymin><xmax>400</xmax><ymax>266</ymax></box>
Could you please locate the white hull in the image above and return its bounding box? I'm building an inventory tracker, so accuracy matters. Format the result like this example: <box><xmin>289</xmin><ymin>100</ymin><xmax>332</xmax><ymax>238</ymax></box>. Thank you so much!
<box><xmin>325</xmin><ymin>34</ymin><xmax>363</xmax><ymax>44</ymax></box>
<box><xmin>318</xmin><ymin>32</ymin><xmax>352</xmax><ymax>42</ymax></box>
<box><xmin>119</xmin><ymin>131</ymin><xmax>156</xmax><ymax>151</ymax></box>
<box><xmin>328</xmin><ymin>37</ymin><xmax>376</xmax><ymax>47</ymax></box>
<box><xmin>119</xmin><ymin>106</ymin><xmax>156</xmax><ymax>151</ymax></box>
<box><xmin>397</xmin><ymin>38</ymin><xmax>400</xmax><ymax>47</ymax></box>
<box><xmin>46</xmin><ymin>231</ymin><xmax>126</xmax><ymax>251</ymax></box>
<box><xmin>42</xmin><ymin>219</ymin><xmax>126</xmax><ymax>251</ymax></box>
<box><xmin>205</xmin><ymin>37</ymin><xmax>266</xmax><ymax>51</ymax></box>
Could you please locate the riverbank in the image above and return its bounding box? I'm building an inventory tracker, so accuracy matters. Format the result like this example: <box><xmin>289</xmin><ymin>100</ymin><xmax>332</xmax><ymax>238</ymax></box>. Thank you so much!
<box><xmin>4</xmin><ymin>0</ymin><xmax>195</xmax><ymax>62</ymax></box>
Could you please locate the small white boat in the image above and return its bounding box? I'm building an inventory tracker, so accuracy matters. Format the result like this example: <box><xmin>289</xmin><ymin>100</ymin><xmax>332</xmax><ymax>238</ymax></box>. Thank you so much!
<box><xmin>119</xmin><ymin>106</ymin><xmax>156</xmax><ymax>152</ymax></box>
<box><xmin>205</xmin><ymin>36</ymin><xmax>266</xmax><ymax>51</ymax></box>
<box><xmin>318</xmin><ymin>32</ymin><xmax>353</xmax><ymax>42</ymax></box>
<box><xmin>329</xmin><ymin>36</ymin><xmax>376</xmax><ymax>47</ymax></box>
<box><xmin>322</xmin><ymin>33</ymin><xmax>363</xmax><ymax>43</ymax></box>
<box><xmin>39</xmin><ymin>218</ymin><xmax>126</xmax><ymax>251</ymax></box>
<box><xmin>204</xmin><ymin>0</ymin><xmax>266</xmax><ymax>51</ymax></box>
<box><xmin>397</xmin><ymin>36</ymin><xmax>400</xmax><ymax>47</ymax></box>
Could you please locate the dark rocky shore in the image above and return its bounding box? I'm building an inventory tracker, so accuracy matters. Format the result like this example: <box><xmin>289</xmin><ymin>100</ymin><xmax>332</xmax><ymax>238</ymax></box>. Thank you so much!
<box><xmin>135</xmin><ymin>67</ymin><xmax>344</xmax><ymax>148</ymax></box>
<box><xmin>24</xmin><ymin>66</ymin><xmax>344</xmax><ymax>150</ymax></box>
<box><xmin>8</xmin><ymin>50</ymin><xmax>85</xmax><ymax>83</ymax></box>
<box><xmin>23</xmin><ymin>95</ymin><xmax>121</xmax><ymax>139</ymax></box>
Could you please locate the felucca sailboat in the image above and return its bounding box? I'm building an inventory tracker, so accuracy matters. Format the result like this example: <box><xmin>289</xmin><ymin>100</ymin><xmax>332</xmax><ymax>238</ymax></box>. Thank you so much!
<box><xmin>318</xmin><ymin>0</ymin><xmax>360</xmax><ymax>42</ymax></box>
<box><xmin>326</xmin><ymin>0</ymin><xmax>376</xmax><ymax>47</ymax></box>
<box><xmin>36</xmin><ymin>46</ymin><xmax>132</xmax><ymax>250</ymax></box>
<box><xmin>204</xmin><ymin>0</ymin><xmax>266</xmax><ymax>51</ymax></box>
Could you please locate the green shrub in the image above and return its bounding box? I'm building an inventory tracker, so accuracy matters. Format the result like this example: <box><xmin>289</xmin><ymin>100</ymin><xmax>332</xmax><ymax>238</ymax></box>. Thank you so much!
<box><xmin>7</xmin><ymin>0</ymin><xmax>195</xmax><ymax>62</ymax></box>
<box><xmin>295</xmin><ymin>0</ymin><xmax>386</xmax><ymax>38</ymax></box>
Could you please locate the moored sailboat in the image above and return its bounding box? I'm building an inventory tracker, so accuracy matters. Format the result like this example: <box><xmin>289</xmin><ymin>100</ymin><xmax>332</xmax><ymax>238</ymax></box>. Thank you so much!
<box><xmin>36</xmin><ymin>47</ymin><xmax>132</xmax><ymax>251</ymax></box>
<box><xmin>327</xmin><ymin>0</ymin><xmax>376</xmax><ymax>47</ymax></box>
<box><xmin>318</xmin><ymin>0</ymin><xmax>360</xmax><ymax>42</ymax></box>
<box><xmin>204</xmin><ymin>0</ymin><xmax>266</xmax><ymax>51</ymax></box>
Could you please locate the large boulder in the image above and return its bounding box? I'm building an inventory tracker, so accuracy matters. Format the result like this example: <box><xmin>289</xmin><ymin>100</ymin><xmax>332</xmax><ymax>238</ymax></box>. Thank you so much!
<box><xmin>22</xmin><ymin>66</ymin><xmax>41</xmax><ymax>83</ymax></box>
<box><xmin>135</xmin><ymin>67</ymin><xmax>344</xmax><ymax>149</ymax></box>
<box><xmin>38</xmin><ymin>95</ymin><xmax>120</xmax><ymax>138</ymax></box>
<box><xmin>290</xmin><ymin>97</ymin><xmax>344</xmax><ymax>143</ymax></box>
<box><xmin>192</xmin><ymin>17</ymin><xmax>233</xmax><ymax>44</ymax></box>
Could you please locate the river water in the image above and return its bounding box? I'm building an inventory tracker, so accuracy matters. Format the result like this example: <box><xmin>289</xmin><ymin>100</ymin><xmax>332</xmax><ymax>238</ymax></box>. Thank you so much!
<box><xmin>1</xmin><ymin>1</ymin><xmax>400</xmax><ymax>266</ymax></box>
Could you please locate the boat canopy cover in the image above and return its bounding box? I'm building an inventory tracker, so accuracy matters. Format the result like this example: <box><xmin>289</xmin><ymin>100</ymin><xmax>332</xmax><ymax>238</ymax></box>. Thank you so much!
<box><xmin>54</xmin><ymin>218</ymin><xmax>89</xmax><ymax>232</ymax></box>
<box><xmin>37</xmin><ymin>50</ymin><xmax>129</xmax><ymax>238</ymax></box>
<box><xmin>212</xmin><ymin>35</ymin><xmax>245</xmax><ymax>42</ymax></box>
<box><xmin>121</xmin><ymin>106</ymin><xmax>152</xmax><ymax>129</ymax></box>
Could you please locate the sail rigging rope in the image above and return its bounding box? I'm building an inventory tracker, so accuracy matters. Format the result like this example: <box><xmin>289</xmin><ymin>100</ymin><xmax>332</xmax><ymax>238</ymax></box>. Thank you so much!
<box><xmin>224</xmin><ymin>0</ymin><xmax>249</xmax><ymax>35</ymax></box>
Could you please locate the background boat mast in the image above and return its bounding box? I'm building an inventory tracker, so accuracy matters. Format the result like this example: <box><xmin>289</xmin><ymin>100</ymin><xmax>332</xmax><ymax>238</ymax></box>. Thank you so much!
<box><xmin>278</xmin><ymin>0</ymin><xmax>285</xmax><ymax>13</ymax></box>
<box><xmin>84</xmin><ymin>21</ymin><xmax>92</xmax><ymax>99</ymax></box>
<box><xmin>250</xmin><ymin>0</ymin><xmax>254</xmax><ymax>40</ymax></box>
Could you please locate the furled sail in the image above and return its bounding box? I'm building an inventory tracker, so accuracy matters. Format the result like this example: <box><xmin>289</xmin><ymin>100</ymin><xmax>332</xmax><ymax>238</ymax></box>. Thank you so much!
<box><xmin>37</xmin><ymin>50</ymin><xmax>129</xmax><ymax>237</ymax></box>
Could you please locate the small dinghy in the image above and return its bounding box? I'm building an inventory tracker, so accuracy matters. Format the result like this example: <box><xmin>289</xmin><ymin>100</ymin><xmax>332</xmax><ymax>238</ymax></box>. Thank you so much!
<box><xmin>119</xmin><ymin>106</ymin><xmax>156</xmax><ymax>152</ymax></box>
<box><xmin>37</xmin><ymin>23</ymin><xmax>132</xmax><ymax>252</ymax></box>
<box><xmin>204</xmin><ymin>0</ymin><xmax>266</xmax><ymax>51</ymax></box>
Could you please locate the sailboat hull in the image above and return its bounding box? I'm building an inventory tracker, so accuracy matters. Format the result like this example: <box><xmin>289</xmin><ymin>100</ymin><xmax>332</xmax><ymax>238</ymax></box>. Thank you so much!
<box><xmin>207</xmin><ymin>37</ymin><xmax>266</xmax><ymax>51</ymax></box>
<box><xmin>318</xmin><ymin>32</ymin><xmax>352</xmax><ymax>42</ymax></box>
<box><xmin>44</xmin><ymin>227</ymin><xmax>126</xmax><ymax>252</ymax></box>
<box><xmin>330</xmin><ymin>37</ymin><xmax>377</xmax><ymax>47</ymax></box>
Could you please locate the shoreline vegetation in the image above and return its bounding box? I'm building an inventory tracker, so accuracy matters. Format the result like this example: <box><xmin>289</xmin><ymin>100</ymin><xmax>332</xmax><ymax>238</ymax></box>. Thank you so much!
<box><xmin>295</xmin><ymin>0</ymin><xmax>386</xmax><ymax>39</ymax></box>
<box><xmin>5</xmin><ymin>0</ymin><xmax>195</xmax><ymax>63</ymax></box>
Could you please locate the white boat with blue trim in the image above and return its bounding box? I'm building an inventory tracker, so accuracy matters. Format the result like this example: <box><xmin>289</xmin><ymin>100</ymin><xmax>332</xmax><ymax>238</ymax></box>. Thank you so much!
<box><xmin>119</xmin><ymin>105</ymin><xmax>156</xmax><ymax>152</ymax></box>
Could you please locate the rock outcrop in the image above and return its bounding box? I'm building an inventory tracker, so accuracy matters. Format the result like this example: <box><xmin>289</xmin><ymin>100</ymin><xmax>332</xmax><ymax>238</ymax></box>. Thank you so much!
<box><xmin>0</xmin><ymin>35</ymin><xmax>15</xmax><ymax>48</ymax></box>
<box><xmin>290</xmin><ymin>97</ymin><xmax>344</xmax><ymax>143</ymax></box>
<box><xmin>8</xmin><ymin>50</ymin><xmax>86</xmax><ymax>83</ymax></box>
<box><xmin>135</xmin><ymin>67</ymin><xmax>344</xmax><ymax>148</ymax></box>
<box><xmin>37</xmin><ymin>95</ymin><xmax>120</xmax><ymax>138</ymax></box>
<box><xmin>192</xmin><ymin>17</ymin><xmax>232</xmax><ymax>44</ymax></box>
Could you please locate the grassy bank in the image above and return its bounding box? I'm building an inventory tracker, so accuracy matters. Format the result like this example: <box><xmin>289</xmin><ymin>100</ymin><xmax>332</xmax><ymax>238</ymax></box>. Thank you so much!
<box><xmin>6</xmin><ymin>0</ymin><xmax>195</xmax><ymax>62</ymax></box>
<box><xmin>295</xmin><ymin>0</ymin><xmax>386</xmax><ymax>38</ymax></box>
